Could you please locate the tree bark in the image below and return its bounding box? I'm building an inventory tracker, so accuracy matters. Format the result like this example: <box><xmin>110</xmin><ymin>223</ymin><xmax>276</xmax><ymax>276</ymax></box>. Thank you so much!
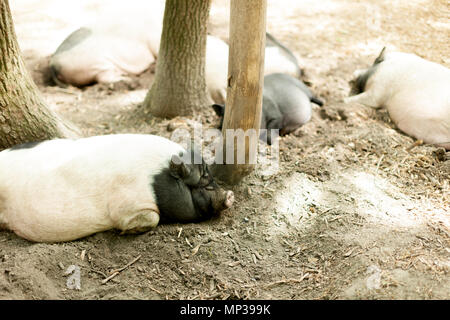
<box><xmin>0</xmin><ymin>0</ymin><xmax>79</xmax><ymax>151</ymax></box>
<box><xmin>142</xmin><ymin>0</ymin><xmax>212</xmax><ymax>118</ymax></box>
<box><xmin>212</xmin><ymin>0</ymin><xmax>267</xmax><ymax>185</ymax></box>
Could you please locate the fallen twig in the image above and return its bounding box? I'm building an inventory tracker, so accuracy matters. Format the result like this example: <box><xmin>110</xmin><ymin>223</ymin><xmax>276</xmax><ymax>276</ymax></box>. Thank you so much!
<box><xmin>406</xmin><ymin>139</ymin><xmax>423</xmax><ymax>151</ymax></box>
<box><xmin>90</xmin><ymin>269</ymin><xmax>107</xmax><ymax>278</ymax></box>
<box><xmin>205</xmin><ymin>292</ymin><xmax>221</xmax><ymax>299</ymax></box>
<box><xmin>48</xmin><ymin>87</ymin><xmax>80</xmax><ymax>95</ymax></box>
<box><xmin>101</xmin><ymin>255</ymin><xmax>142</xmax><ymax>284</ymax></box>
<box><xmin>265</xmin><ymin>273</ymin><xmax>310</xmax><ymax>288</ymax></box>
<box><xmin>148</xmin><ymin>283</ymin><xmax>163</xmax><ymax>295</ymax></box>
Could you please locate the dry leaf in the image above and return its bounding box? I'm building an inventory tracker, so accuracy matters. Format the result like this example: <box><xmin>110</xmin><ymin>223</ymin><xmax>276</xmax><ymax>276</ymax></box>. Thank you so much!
<box><xmin>80</xmin><ymin>250</ymin><xmax>86</xmax><ymax>261</ymax></box>
<box><xmin>191</xmin><ymin>244</ymin><xmax>201</xmax><ymax>256</ymax></box>
<box><xmin>308</xmin><ymin>257</ymin><xmax>318</xmax><ymax>264</ymax></box>
<box><xmin>343</xmin><ymin>248</ymin><xmax>355</xmax><ymax>257</ymax></box>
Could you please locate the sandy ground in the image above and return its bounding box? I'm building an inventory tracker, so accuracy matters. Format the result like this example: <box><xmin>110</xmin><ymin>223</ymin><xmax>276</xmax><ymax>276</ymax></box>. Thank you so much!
<box><xmin>1</xmin><ymin>0</ymin><xmax>449</xmax><ymax>300</ymax></box>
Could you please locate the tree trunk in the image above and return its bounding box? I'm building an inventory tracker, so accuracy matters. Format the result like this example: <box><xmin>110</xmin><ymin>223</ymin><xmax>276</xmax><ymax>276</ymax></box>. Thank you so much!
<box><xmin>0</xmin><ymin>0</ymin><xmax>79</xmax><ymax>151</ymax></box>
<box><xmin>143</xmin><ymin>0</ymin><xmax>212</xmax><ymax>118</ymax></box>
<box><xmin>212</xmin><ymin>0</ymin><xmax>267</xmax><ymax>185</ymax></box>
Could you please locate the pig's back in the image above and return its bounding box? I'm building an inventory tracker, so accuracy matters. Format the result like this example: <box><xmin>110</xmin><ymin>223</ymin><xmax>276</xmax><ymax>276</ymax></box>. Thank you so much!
<box><xmin>374</xmin><ymin>53</ymin><xmax>450</xmax><ymax>95</ymax></box>
<box><xmin>0</xmin><ymin>134</ymin><xmax>181</xmax><ymax>181</ymax></box>
<box><xmin>264</xmin><ymin>74</ymin><xmax>312</xmax><ymax>122</ymax></box>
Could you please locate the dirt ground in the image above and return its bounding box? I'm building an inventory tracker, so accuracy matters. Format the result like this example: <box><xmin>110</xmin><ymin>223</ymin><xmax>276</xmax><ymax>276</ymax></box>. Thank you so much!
<box><xmin>1</xmin><ymin>0</ymin><xmax>449</xmax><ymax>300</ymax></box>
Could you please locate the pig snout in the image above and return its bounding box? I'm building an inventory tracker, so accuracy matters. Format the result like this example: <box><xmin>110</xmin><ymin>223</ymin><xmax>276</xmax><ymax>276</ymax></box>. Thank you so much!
<box><xmin>210</xmin><ymin>188</ymin><xmax>234</xmax><ymax>212</ymax></box>
<box><xmin>224</xmin><ymin>190</ymin><xmax>235</xmax><ymax>208</ymax></box>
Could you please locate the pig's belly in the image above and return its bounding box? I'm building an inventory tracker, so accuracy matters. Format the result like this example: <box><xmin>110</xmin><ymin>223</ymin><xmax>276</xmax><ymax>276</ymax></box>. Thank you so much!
<box><xmin>387</xmin><ymin>94</ymin><xmax>450</xmax><ymax>149</ymax></box>
<box><xmin>396</xmin><ymin>118</ymin><xmax>450</xmax><ymax>149</ymax></box>
<box><xmin>1</xmin><ymin>176</ymin><xmax>112</xmax><ymax>242</ymax></box>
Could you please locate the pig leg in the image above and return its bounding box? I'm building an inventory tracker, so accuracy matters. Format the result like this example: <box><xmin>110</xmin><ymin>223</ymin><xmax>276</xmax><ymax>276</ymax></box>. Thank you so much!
<box><xmin>0</xmin><ymin>193</ymin><xmax>7</xmax><ymax>230</ymax></box>
<box><xmin>344</xmin><ymin>91</ymin><xmax>380</xmax><ymax>108</ymax></box>
<box><xmin>117</xmin><ymin>209</ymin><xmax>160</xmax><ymax>235</ymax></box>
<box><xmin>95</xmin><ymin>69</ymin><xmax>128</xmax><ymax>84</ymax></box>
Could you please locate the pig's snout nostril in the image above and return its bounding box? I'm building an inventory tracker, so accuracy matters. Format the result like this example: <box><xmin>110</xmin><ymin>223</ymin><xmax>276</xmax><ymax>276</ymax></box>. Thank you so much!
<box><xmin>224</xmin><ymin>191</ymin><xmax>234</xmax><ymax>208</ymax></box>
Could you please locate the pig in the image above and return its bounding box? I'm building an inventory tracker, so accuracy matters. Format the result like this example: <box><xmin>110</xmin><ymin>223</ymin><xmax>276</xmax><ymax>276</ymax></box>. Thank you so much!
<box><xmin>212</xmin><ymin>73</ymin><xmax>323</xmax><ymax>145</ymax></box>
<box><xmin>49</xmin><ymin>2</ymin><xmax>164</xmax><ymax>87</ymax></box>
<box><xmin>345</xmin><ymin>47</ymin><xmax>450</xmax><ymax>150</ymax></box>
<box><xmin>0</xmin><ymin>134</ymin><xmax>234</xmax><ymax>242</ymax></box>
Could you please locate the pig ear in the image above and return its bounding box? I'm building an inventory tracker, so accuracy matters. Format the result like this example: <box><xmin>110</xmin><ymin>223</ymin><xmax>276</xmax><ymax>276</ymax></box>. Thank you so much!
<box><xmin>373</xmin><ymin>47</ymin><xmax>386</xmax><ymax>65</ymax></box>
<box><xmin>169</xmin><ymin>154</ymin><xmax>191</xmax><ymax>179</ymax></box>
<box><xmin>212</xmin><ymin>104</ymin><xmax>225</xmax><ymax>117</ymax></box>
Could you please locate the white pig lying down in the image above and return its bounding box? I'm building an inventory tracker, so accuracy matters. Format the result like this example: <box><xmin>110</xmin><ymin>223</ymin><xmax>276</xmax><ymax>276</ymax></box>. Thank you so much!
<box><xmin>49</xmin><ymin>1</ymin><xmax>165</xmax><ymax>87</ymax></box>
<box><xmin>345</xmin><ymin>47</ymin><xmax>450</xmax><ymax>150</ymax></box>
<box><xmin>0</xmin><ymin>134</ymin><xmax>234</xmax><ymax>243</ymax></box>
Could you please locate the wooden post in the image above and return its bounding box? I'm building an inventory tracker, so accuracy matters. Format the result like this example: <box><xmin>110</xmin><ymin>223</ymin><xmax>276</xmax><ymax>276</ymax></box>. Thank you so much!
<box><xmin>212</xmin><ymin>0</ymin><xmax>267</xmax><ymax>185</ymax></box>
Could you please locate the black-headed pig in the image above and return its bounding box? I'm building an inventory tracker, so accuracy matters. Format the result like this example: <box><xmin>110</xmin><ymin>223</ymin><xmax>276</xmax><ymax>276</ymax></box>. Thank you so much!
<box><xmin>0</xmin><ymin>134</ymin><xmax>233</xmax><ymax>242</ymax></box>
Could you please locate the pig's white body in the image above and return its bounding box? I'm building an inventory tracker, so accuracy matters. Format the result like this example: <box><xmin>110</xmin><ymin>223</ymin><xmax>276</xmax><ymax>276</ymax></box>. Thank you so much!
<box><xmin>204</xmin><ymin>36</ymin><xmax>229</xmax><ymax>104</ymax></box>
<box><xmin>264</xmin><ymin>46</ymin><xmax>299</xmax><ymax>78</ymax></box>
<box><xmin>0</xmin><ymin>134</ymin><xmax>184</xmax><ymax>242</ymax></box>
<box><xmin>52</xmin><ymin>27</ymin><xmax>161</xmax><ymax>85</ymax></box>
<box><xmin>346</xmin><ymin>51</ymin><xmax>450</xmax><ymax>149</ymax></box>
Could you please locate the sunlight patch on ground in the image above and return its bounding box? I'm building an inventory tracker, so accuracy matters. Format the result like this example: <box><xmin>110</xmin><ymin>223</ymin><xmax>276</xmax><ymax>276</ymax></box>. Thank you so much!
<box><xmin>344</xmin><ymin>171</ymin><xmax>424</xmax><ymax>227</ymax></box>
<box><xmin>269</xmin><ymin>173</ymin><xmax>321</xmax><ymax>235</ymax></box>
<box><xmin>267</xmin><ymin>169</ymin><xmax>445</xmax><ymax>236</ymax></box>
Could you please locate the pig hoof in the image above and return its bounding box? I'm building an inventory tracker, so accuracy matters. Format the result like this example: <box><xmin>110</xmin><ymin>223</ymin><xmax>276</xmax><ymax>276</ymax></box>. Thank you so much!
<box><xmin>224</xmin><ymin>191</ymin><xmax>234</xmax><ymax>208</ymax></box>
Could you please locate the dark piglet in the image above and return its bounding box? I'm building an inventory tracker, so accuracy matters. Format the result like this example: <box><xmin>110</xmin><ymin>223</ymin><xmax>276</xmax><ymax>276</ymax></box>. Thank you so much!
<box><xmin>212</xmin><ymin>73</ymin><xmax>323</xmax><ymax>145</ymax></box>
